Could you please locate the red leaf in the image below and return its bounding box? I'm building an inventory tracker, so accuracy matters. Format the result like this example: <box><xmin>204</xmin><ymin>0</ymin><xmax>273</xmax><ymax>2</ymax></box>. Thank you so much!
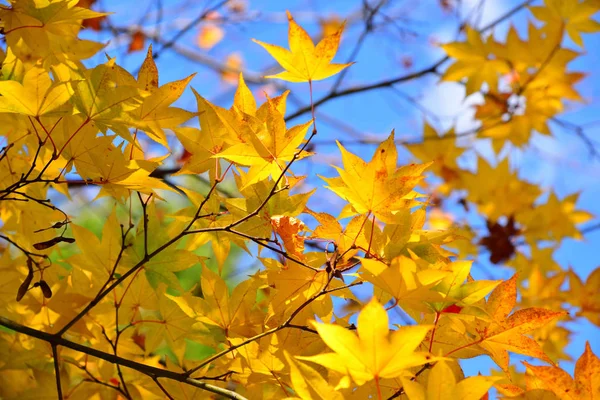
<box><xmin>442</xmin><ymin>304</ymin><xmax>462</xmax><ymax>314</ymax></box>
<box><xmin>128</xmin><ymin>31</ymin><xmax>145</xmax><ymax>53</ymax></box>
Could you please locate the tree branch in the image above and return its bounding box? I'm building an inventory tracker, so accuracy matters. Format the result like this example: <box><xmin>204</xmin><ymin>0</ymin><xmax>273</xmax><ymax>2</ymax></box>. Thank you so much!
<box><xmin>0</xmin><ymin>317</ymin><xmax>248</xmax><ymax>400</ymax></box>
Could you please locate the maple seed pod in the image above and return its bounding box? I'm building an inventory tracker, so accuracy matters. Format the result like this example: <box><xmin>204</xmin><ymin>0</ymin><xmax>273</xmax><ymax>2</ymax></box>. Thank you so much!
<box><xmin>33</xmin><ymin>236</ymin><xmax>75</xmax><ymax>250</ymax></box>
<box><xmin>39</xmin><ymin>280</ymin><xmax>53</xmax><ymax>299</ymax></box>
<box><xmin>16</xmin><ymin>259</ymin><xmax>34</xmax><ymax>302</ymax></box>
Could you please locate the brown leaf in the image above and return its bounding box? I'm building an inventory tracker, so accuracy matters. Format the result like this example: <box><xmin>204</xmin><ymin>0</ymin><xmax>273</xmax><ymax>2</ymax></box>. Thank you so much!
<box><xmin>479</xmin><ymin>215</ymin><xmax>519</xmax><ymax>264</ymax></box>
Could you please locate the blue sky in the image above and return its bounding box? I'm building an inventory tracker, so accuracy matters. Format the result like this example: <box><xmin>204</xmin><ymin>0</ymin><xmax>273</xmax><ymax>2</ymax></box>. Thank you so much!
<box><xmin>85</xmin><ymin>0</ymin><xmax>599</xmax><ymax>382</ymax></box>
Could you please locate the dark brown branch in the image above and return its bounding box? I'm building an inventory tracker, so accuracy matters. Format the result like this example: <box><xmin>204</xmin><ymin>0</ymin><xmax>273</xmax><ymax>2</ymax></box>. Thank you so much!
<box><xmin>284</xmin><ymin>57</ymin><xmax>448</xmax><ymax>122</ymax></box>
<box><xmin>0</xmin><ymin>317</ymin><xmax>248</xmax><ymax>400</ymax></box>
<box><xmin>52</xmin><ymin>344</ymin><xmax>63</xmax><ymax>400</ymax></box>
<box><xmin>0</xmin><ymin>234</ymin><xmax>48</xmax><ymax>261</ymax></box>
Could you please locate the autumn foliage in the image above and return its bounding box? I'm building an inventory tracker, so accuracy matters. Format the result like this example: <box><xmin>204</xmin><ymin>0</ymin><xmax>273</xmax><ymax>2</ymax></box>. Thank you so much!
<box><xmin>0</xmin><ymin>1</ymin><xmax>599</xmax><ymax>399</ymax></box>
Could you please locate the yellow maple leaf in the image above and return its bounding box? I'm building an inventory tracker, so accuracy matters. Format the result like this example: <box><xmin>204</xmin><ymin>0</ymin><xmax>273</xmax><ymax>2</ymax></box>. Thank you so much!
<box><xmin>253</xmin><ymin>11</ymin><xmax>353</xmax><ymax>82</ymax></box>
<box><xmin>445</xmin><ymin>275</ymin><xmax>566</xmax><ymax>373</ymax></box>
<box><xmin>568</xmin><ymin>267</ymin><xmax>600</xmax><ymax>327</ymax></box>
<box><xmin>229</xmin><ymin>336</ymin><xmax>285</xmax><ymax>379</ymax></box>
<box><xmin>306</xmin><ymin>210</ymin><xmax>366</xmax><ymax>265</ymax></box>
<box><xmin>263</xmin><ymin>256</ymin><xmax>336</xmax><ymax>323</ymax></box>
<box><xmin>69</xmin><ymin>208</ymin><xmax>123</xmax><ymax>282</ymax></box>
<box><xmin>460</xmin><ymin>157</ymin><xmax>541</xmax><ymax>221</ymax></box>
<box><xmin>141</xmin><ymin>287</ymin><xmax>203</xmax><ymax>362</ymax></box>
<box><xmin>321</xmin><ymin>131</ymin><xmax>431</xmax><ymax>224</ymax></box>
<box><xmin>124</xmin><ymin>46</ymin><xmax>197</xmax><ymax>147</ymax></box>
<box><xmin>431</xmin><ymin>260</ymin><xmax>501</xmax><ymax>308</ymax></box>
<box><xmin>521</xmin><ymin>342</ymin><xmax>600</xmax><ymax>399</ymax></box>
<box><xmin>0</xmin><ymin>0</ymin><xmax>107</xmax><ymax>61</ymax></box>
<box><xmin>401</xmin><ymin>361</ymin><xmax>500</xmax><ymax>400</ymax></box>
<box><xmin>406</xmin><ymin>123</ymin><xmax>464</xmax><ymax>190</ymax></box>
<box><xmin>217</xmin><ymin>97</ymin><xmax>313</xmax><ymax>187</ymax></box>
<box><xmin>0</xmin><ymin>65</ymin><xmax>72</xmax><ymax>116</ymax></box>
<box><xmin>195</xmin><ymin>267</ymin><xmax>263</xmax><ymax>337</ymax></box>
<box><xmin>360</xmin><ymin>256</ymin><xmax>450</xmax><ymax>312</ymax></box>
<box><xmin>284</xmin><ymin>350</ymin><xmax>343</xmax><ymax>400</ymax></box>
<box><xmin>299</xmin><ymin>298</ymin><xmax>434</xmax><ymax>385</ymax></box>
<box><xmin>441</xmin><ymin>27</ymin><xmax>510</xmax><ymax>95</ymax></box>
<box><xmin>137</xmin><ymin>45</ymin><xmax>159</xmax><ymax>92</ymax></box>
<box><xmin>519</xmin><ymin>192</ymin><xmax>593</xmax><ymax>243</ymax></box>
<box><xmin>530</xmin><ymin>0</ymin><xmax>600</xmax><ymax>47</ymax></box>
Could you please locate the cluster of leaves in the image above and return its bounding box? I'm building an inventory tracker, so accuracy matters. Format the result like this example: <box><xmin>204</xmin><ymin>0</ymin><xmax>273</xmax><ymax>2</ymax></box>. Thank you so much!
<box><xmin>0</xmin><ymin>1</ymin><xmax>599</xmax><ymax>399</ymax></box>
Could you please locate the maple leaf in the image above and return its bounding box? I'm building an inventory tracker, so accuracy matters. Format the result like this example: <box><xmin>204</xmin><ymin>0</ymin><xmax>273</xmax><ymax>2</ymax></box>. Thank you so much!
<box><xmin>271</xmin><ymin>215</ymin><xmax>306</xmax><ymax>260</ymax></box>
<box><xmin>431</xmin><ymin>259</ymin><xmax>501</xmax><ymax>309</ymax></box>
<box><xmin>441</xmin><ymin>27</ymin><xmax>510</xmax><ymax>95</ymax></box>
<box><xmin>71</xmin><ymin>59</ymin><xmax>142</xmax><ymax>138</ymax></box>
<box><xmin>478</xmin><ymin>215</ymin><xmax>520</xmax><ymax>264</ymax></box>
<box><xmin>508</xmin><ymin>246</ymin><xmax>562</xmax><ymax>282</ymax></box>
<box><xmin>0</xmin><ymin>66</ymin><xmax>72</xmax><ymax>116</ymax></box>
<box><xmin>321</xmin><ymin>131</ymin><xmax>431</xmax><ymax>224</ymax></box>
<box><xmin>568</xmin><ymin>267</ymin><xmax>600</xmax><ymax>326</ymax></box>
<box><xmin>306</xmin><ymin>210</ymin><xmax>372</xmax><ymax>267</ymax></box>
<box><xmin>360</xmin><ymin>256</ymin><xmax>450</xmax><ymax>312</ymax></box>
<box><xmin>263</xmin><ymin>256</ymin><xmax>341</xmax><ymax>323</ymax></box>
<box><xmin>401</xmin><ymin>361</ymin><xmax>500</xmax><ymax>400</ymax></box>
<box><xmin>0</xmin><ymin>0</ymin><xmax>107</xmax><ymax>61</ymax></box>
<box><xmin>521</xmin><ymin>342</ymin><xmax>600</xmax><ymax>399</ymax></box>
<box><xmin>116</xmin><ymin>270</ymin><xmax>159</xmax><ymax>326</ymax></box>
<box><xmin>460</xmin><ymin>158</ymin><xmax>541</xmax><ymax>221</ymax></box>
<box><xmin>253</xmin><ymin>11</ymin><xmax>353</xmax><ymax>82</ymax></box>
<box><xmin>224</xmin><ymin>171</ymin><xmax>314</xmax><ymax>247</ymax></box>
<box><xmin>503</xmin><ymin>23</ymin><xmax>584</xmax><ymax>96</ymax></box>
<box><xmin>195</xmin><ymin>267</ymin><xmax>263</xmax><ymax>337</ymax></box>
<box><xmin>140</xmin><ymin>288</ymin><xmax>204</xmax><ymax>362</ymax></box>
<box><xmin>299</xmin><ymin>298</ymin><xmax>434</xmax><ymax>385</ymax></box>
<box><xmin>229</xmin><ymin>336</ymin><xmax>285</xmax><ymax>382</ymax></box>
<box><xmin>123</xmin><ymin>46</ymin><xmax>197</xmax><ymax>147</ymax></box>
<box><xmin>530</xmin><ymin>0</ymin><xmax>600</xmax><ymax>47</ymax></box>
<box><xmin>406</xmin><ymin>123</ymin><xmax>464</xmax><ymax>192</ymax></box>
<box><xmin>284</xmin><ymin>350</ymin><xmax>343</xmax><ymax>400</ymax></box>
<box><xmin>69</xmin><ymin>208</ymin><xmax>123</xmax><ymax>282</ymax></box>
<box><xmin>174</xmin><ymin>92</ymin><xmax>232</xmax><ymax>179</ymax></box>
<box><xmin>217</xmin><ymin>96</ymin><xmax>313</xmax><ymax>188</ymax></box>
<box><xmin>443</xmin><ymin>274</ymin><xmax>566</xmax><ymax>373</ymax></box>
<box><xmin>518</xmin><ymin>192</ymin><xmax>593</xmax><ymax>243</ymax></box>
<box><xmin>70</xmin><ymin>136</ymin><xmax>175</xmax><ymax>200</ymax></box>
<box><xmin>137</xmin><ymin>45</ymin><xmax>159</xmax><ymax>92</ymax></box>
